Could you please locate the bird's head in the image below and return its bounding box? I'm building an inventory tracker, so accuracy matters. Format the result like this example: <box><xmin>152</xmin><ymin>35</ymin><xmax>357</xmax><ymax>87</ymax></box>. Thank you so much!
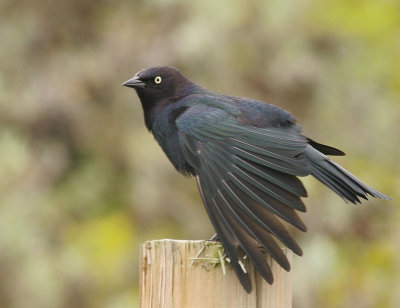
<box><xmin>123</xmin><ymin>66</ymin><xmax>196</xmax><ymax>111</ymax></box>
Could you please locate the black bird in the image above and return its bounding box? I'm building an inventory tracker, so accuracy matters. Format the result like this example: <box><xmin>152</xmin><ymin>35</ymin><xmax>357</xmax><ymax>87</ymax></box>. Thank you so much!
<box><xmin>123</xmin><ymin>66</ymin><xmax>390</xmax><ymax>293</ymax></box>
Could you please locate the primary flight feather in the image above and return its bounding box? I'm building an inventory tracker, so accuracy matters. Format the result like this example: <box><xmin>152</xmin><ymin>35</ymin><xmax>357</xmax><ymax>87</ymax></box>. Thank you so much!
<box><xmin>123</xmin><ymin>66</ymin><xmax>390</xmax><ymax>293</ymax></box>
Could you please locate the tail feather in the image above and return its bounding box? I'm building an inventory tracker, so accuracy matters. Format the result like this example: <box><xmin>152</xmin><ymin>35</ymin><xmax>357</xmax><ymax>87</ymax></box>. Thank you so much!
<box><xmin>305</xmin><ymin>145</ymin><xmax>390</xmax><ymax>203</ymax></box>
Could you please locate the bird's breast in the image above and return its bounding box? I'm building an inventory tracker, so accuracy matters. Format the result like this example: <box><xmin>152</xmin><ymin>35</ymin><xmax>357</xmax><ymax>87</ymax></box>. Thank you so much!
<box><xmin>150</xmin><ymin>108</ymin><xmax>195</xmax><ymax>176</ymax></box>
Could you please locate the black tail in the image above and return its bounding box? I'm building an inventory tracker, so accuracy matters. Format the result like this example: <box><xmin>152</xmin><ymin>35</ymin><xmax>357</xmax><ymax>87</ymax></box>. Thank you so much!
<box><xmin>305</xmin><ymin>145</ymin><xmax>390</xmax><ymax>203</ymax></box>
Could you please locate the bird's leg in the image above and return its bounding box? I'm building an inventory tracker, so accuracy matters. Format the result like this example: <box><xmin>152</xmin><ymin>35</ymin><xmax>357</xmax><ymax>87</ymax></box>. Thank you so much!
<box><xmin>208</xmin><ymin>233</ymin><xmax>221</xmax><ymax>242</ymax></box>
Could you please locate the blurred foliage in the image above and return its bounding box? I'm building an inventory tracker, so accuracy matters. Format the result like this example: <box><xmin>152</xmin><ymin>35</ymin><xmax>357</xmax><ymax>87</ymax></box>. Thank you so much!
<box><xmin>0</xmin><ymin>0</ymin><xmax>399</xmax><ymax>307</ymax></box>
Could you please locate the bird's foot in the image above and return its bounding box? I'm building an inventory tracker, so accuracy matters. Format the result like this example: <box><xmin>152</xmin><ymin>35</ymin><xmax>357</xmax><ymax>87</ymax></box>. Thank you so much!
<box><xmin>208</xmin><ymin>233</ymin><xmax>221</xmax><ymax>242</ymax></box>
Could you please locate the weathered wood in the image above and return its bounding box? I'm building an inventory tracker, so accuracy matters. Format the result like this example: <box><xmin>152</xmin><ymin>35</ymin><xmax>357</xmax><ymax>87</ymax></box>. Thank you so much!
<box><xmin>140</xmin><ymin>239</ymin><xmax>292</xmax><ymax>308</ymax></box>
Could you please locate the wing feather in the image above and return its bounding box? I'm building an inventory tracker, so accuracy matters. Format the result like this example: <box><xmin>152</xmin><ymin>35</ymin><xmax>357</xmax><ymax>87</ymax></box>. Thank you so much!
<box><xmin>200</xmin><ymin>142</ymin><xmax>304</xmax><ymax>253</ymax></box>
<box><xmin>177</xmin><ymin>106</ymin><xmax>308</xmax><ymax>292</ymax></box>
<box><xmin>214</xmin><ymin>192</ymin><xmax>274</xmax><ymax>283</ymax></box>
<box><xmin>196</xmin><ymin>176</ymin><xmax>252</xmax><ymax>292</ymax></box>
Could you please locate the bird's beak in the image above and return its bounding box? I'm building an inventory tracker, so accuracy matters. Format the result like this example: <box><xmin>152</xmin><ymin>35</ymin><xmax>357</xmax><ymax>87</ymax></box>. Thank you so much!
<box><xmin>122</xmin><ymin>76</ymin><xmax>146</xmax><ymax>89</ymax></box>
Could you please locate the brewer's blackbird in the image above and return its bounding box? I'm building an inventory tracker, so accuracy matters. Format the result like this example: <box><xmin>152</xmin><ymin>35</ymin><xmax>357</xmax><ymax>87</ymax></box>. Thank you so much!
<box><xmin>123</xmin><ymin>66</ymin><xmax>390</xmax><ymax>293</ymax></box>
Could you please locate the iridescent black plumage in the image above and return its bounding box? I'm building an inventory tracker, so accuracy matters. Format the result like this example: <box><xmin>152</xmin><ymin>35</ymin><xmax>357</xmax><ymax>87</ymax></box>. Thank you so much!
<box><xmin>123</xmin><ymin>66</ymin><xmax>390</xmax><ymax>292</ymax></box>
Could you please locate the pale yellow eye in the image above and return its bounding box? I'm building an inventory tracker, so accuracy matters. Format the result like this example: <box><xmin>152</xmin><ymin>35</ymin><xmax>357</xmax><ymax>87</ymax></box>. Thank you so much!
<box><xmin>154</xmin><ymin>76</ymin><xmax>162</xmax><ymax>84</ymax></box>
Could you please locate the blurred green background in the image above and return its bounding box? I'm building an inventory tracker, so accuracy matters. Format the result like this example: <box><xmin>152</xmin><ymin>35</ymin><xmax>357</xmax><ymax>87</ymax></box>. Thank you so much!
<box><xmin>0</xmin><ymin>0</ymin><xmax>399</xmax><ymax>307</ymax></box>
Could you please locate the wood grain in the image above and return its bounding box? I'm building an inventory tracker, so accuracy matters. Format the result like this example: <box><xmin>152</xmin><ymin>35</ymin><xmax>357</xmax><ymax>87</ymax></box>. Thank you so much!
<box><xmin>140</xmin><ymin>239</ymin><xmax>292</xmax><ymax>308</ymax></box>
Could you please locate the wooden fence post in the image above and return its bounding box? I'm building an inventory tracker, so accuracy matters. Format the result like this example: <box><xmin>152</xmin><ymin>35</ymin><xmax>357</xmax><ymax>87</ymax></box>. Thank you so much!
<box><xmin>140</xmin><ymin>239</ymin><xmax>292</xmax><ymax>308</ymax></box>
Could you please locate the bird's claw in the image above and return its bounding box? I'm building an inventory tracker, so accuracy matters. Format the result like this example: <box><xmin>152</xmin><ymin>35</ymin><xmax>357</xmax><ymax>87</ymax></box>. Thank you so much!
<box><xmin>208</xmin><ymin>233</ymin><xmax>221</xmax><ymax>242</ymax></box>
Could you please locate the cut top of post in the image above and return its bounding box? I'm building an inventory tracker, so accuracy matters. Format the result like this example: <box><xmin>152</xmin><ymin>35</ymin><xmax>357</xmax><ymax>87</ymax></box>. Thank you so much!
<box><xmin>140</xmin><ymin>239</ymin><xmax>292</xmax><ymax>308</ymax></box>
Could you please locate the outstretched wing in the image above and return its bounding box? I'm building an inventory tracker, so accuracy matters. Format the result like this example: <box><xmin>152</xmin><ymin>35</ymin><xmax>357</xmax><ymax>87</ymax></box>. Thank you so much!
<box><xmin>176</xmin><ymin>104</ymin><xmax>310</xmax><ymax>292</ymax></box>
